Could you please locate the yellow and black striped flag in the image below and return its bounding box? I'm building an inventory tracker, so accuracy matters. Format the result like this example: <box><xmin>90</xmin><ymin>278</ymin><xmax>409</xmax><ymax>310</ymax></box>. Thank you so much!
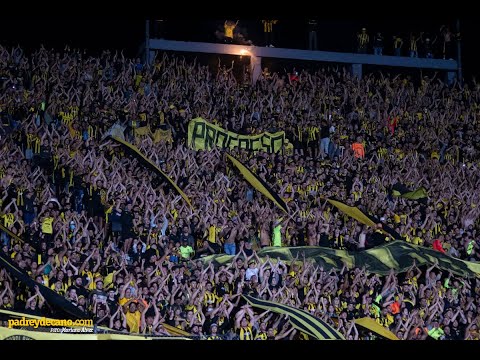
<box><xmin>242</xmin><ymin>294</ymin><xmax>344</xmax><ymax>340</ymax></box>
<box><xmin>200</xmin><ymin>241</ymin><xmax>480</xmax><ymax>278</ymax></box>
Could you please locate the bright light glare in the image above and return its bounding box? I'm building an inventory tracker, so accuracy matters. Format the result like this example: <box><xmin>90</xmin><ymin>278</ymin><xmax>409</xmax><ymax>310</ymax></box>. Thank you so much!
<box><xmin>239</xmin><ymin>49</ymin><xmax>249</xmax><ymax>56</ymax></box>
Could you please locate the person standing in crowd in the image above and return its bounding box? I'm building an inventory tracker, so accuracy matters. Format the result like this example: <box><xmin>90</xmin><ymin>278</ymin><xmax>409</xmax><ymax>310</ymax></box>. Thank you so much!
<box><xmin>262</xmin><ymin>20</ymin><xmax>278</xmax><ymax>47</ymax></box>
<box><xmin>440</xmin><ymin>25</ymin><xmax>454</xmax><ymax>59</ymax></box>
<box><xmin>272</xmin><ymin>219</ymin><xmax>282</xmax><ymax>247</ymax></box>
<box><xmin>153</xmin><ymin>19</ymin><xmax>166</xmax><ymax>39</ymax></box>
<box><xmin>356</xmin><ymin>28</ymin><xmax>369</xmax><ymax>53</ymax></box>
<box><xmin>393</xmin><ymin>35</ymin><xmax>403</xmax><ymax>56</ymax></box>
<box><xmin>421</xmin><ymin>34</ymin><xmax>437</xmax><ymax>58</ymax></box>
<box><xmin>373</xmin><ymin>32</ymin><xmax>384</xmax><ymax>55</ymax></box>
<box><xmin>308</xmin><ymin>19</ymin><xmax>318</xmax><ymax>50</ymax></box>
<box><xmin>319</xmin><ymin>119</ymin><xmax>331</xmax><ymax>159</ymax></box>
<box><xmin>224</xmin><ymin>20</ymin><xmax>239</xmax><ymax>44</ymax></box>
<box><xmin>351</xmin><ymin>136</ymin><xmax>365</xmax><ymax>159</ymax></box>
<box><xmin>409</xmin><ymin>33</ymin><xmax>420</xmax><ymax>58</ymax></box>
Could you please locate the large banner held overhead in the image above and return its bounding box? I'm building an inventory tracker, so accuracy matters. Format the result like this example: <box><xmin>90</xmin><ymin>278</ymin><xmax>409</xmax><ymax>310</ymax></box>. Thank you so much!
<box><xmin>188</xmin><ymin>117</ymin><xmax>289</xmax><ymax>153</ymax></box>
<box><xmin>201</xmin><ymin>241</ymin><xmax>480</xmax><ymax>278</ymax></box>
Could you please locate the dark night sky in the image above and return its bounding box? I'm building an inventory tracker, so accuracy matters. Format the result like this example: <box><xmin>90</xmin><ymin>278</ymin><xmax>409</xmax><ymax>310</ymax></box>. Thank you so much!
<box><xmin>1</xmin><ymin>16</ymin><xmax>479</xmax><ymax>80</ymax></box>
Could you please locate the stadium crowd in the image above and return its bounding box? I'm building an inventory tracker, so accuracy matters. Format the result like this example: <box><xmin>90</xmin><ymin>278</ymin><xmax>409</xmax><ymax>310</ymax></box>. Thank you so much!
<box><xmin>0</xmin><ymin>44</ymin><xmax>479</xmax><ymax>339</ymax></box>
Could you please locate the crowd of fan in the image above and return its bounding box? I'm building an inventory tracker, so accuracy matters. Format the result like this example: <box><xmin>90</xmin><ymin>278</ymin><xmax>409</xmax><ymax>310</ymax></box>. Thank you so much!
<box><xmin>0</xmin><ymin>44</ymin><xmax>479</xmax><ymax>339</ymax></box>
<box><xmin>356</xmin><ymin>25</ymin><xmax>456</xmax><ymax>59</ymax></box>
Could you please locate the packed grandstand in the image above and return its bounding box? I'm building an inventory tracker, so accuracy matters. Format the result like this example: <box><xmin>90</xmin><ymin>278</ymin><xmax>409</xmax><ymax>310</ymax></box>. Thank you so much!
<box><xmin>0</xmin><ymin>41</ymin><xmax>479</xmax><ymax>340</ymax></box>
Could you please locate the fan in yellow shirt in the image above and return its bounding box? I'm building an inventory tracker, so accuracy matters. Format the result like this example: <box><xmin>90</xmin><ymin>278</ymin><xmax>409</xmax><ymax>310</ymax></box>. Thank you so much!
<box><xmin>123</xmin><ymin>299</ymin><xmax>145</xmax><ymax>334</ymax></box>
<box><xmin>223</xmin><ymin>20</ymin><xmax>238</xmax><ymax>43</ymax></box>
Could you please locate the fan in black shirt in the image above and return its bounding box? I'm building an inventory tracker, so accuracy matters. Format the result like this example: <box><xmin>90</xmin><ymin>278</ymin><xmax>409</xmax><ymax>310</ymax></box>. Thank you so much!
<box><xmin>24</xmin><ymin>285</ymin><xmax>45</xmax><ymax>317</ymax></box>
<box><xmin>68</xmin><ymin>276</ymin><xmax>89</xmax><ymax>298</ymax></box>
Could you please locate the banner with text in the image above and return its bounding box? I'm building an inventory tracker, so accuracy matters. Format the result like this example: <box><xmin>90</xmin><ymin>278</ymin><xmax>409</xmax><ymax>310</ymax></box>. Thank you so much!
<box><xmin>188</xmin><ymin>118</ymin><xmax>288</xmax><ymax>153</ymax></box>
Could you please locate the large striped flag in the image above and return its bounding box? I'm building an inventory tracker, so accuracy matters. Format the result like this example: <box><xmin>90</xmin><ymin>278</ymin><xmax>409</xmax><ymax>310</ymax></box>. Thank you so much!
<box><xmin>242</xmin><ymin>294</ymin><xmax>344</xmax><ymax>340</ymax></box>
<box><xmin>200</xmin><ymin>241</ymin><xmax>480</xmax><ymax>278</ymax></box>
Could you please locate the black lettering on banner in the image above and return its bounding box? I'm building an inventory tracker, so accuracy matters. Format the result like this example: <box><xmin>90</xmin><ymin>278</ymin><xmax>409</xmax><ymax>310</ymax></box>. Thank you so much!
<box><xmin>261</xmin><ymin>134</ymin><xmax>272</xmax><ymax>153</ymax></box>
<box><xmin>250</xmin><ymin>137</ymin><xmax>261</xmax><ymax>151</ymax></box>
<box><xmin>205</xmin><ymin>124</ymin><xmax>217</xmax><ymax>150</ymax></box>
<box><xmin>190</xmin><ymin>119</ymin><xmax>287</xmax><ymax>153</ymax></box>
<box><xmin>227</xmin><ymin>135</ymin><xmax>239</xmax><ymax>149</ymax></box>
<box><xmin>238</xmin><ymin>137</ymin><xmax>251</xmax><ymax>151</ymax></box>
<box><xmin>216</xmin><ymin>130</ymin><xmax>229</xmax><ymax>148</ymax></box>
<box><xmin>191</xmin><ymin>122</ymin><xmax>206</xmax><ymax>149</ymax></box>
<box><xmin>271</xmin><ymin>134</ymin><xmax>285</xmax><ymax>153</ymax></box>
